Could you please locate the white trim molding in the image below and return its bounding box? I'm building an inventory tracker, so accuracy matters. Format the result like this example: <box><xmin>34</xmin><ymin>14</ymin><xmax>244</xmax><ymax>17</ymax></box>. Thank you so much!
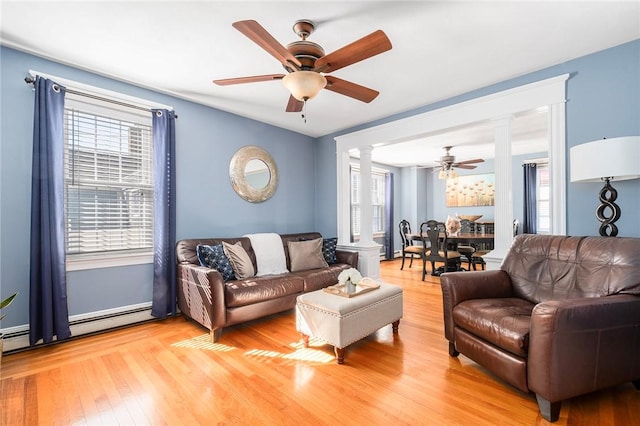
<box><xmin>335</xmin><ymin>74</ymin><xmax>569</xmax><ymax>266</ymax></box>
<box><xmin>1</xmin><ymin>302</ymin><xmax>154</xmax><ymax>352</ymax></box>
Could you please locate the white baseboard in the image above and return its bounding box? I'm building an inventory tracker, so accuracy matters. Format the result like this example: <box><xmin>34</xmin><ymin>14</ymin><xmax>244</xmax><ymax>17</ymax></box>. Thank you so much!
<box><xmin>1</xmin><ymin>302</ymin><xmax>153</xmax><ymax>353</ymax></box>
<box><xmin>379</xmin><ymin>250</ymin><xmax>402</xmax><ymax>260</ymax></box>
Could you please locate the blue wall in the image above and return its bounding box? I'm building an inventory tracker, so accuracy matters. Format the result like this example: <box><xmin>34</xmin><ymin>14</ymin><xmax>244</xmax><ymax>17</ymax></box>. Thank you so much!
<box><xmin>0</xmin><ymin>46</ymin><xmax>315</xmax><ymax>328</ymax></box>
<box><xmin>2</xmin><ymin>39</ymin><xmax>639</xmax><ymax>329</ymax></box>
<box><xmin>315</xmin><ymin>39</ymin><xmax>640</xmax><ymax>239</ymax></box>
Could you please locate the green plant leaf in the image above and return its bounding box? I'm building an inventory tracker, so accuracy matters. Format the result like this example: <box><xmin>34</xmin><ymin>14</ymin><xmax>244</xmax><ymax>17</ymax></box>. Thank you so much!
<box><xmin>0</xmin><ymin>292</ymin><xmax>17</xmax><ymax>320</ymax></box>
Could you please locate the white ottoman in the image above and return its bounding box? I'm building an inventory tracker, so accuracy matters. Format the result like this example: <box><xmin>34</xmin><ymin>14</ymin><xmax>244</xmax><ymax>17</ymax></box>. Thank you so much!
<box><xmin>296</xmin><ymin>281</ymin><xmax>403</xmax><ymax>364</ymax></box>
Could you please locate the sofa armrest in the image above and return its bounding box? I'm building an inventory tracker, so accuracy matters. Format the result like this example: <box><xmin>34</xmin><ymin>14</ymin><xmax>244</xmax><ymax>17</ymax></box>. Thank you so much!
<box><xmin>528</xmin><ymin>294</ymin><xmax>640</xmax><ymax>403</ymax></box>
<box><xmin>336</xmin><ymin>249</ymin><xmax>359</xmax><ymax>269</ymax></box>
<box><xmin>177</xmin><ymin>263</ymin><xmax>227</xmax><ymax>338</ymax></box>
<box><xmin>440</xmin><ymin>270</ymin><xmax>513</xmax><ymax>342</ymax></box>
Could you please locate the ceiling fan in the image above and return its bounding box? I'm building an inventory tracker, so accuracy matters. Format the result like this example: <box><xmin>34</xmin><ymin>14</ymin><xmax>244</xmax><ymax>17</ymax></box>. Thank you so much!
<box><xmin>213</xmin><ymin>19</ymin><xmax>392</xmax><ymax>113</ymax></box>
<box><xmin>436</xmin><ymin>146</ymin><xmax>484</xmax><ymax>179</ymax></box>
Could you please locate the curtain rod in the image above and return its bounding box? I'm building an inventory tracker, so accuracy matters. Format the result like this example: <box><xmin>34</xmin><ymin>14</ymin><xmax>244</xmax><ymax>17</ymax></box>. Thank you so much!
<box><xmin>24</xmin><ymin>75</ymin><xmax>178</xmax><ymax>118</ymax></box>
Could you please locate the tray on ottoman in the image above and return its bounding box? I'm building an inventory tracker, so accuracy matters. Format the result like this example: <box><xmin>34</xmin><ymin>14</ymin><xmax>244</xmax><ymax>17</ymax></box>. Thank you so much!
<box><xmin>323</xmin><ymin>278</ymin><xmax>380</xmax><ymax>298</ymax></box>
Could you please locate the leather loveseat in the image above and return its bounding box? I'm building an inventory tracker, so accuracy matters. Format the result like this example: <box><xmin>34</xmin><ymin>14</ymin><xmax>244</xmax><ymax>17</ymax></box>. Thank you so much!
<box><xmin>440</xmin><ymin>234</ymin><xmax>640</xmax><ymax>422</ymax></box>
<box><xmin>176</xmin><ymin>232</ymin><xmax>358</xmax><ymax>342</ymax></box>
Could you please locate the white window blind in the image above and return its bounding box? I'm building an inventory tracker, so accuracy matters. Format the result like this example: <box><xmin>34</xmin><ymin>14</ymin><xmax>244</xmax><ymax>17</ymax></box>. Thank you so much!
<box><xmin>350</xmin><ymin>165</ymin><xmax>387</xmax><ymax>236</ymax></box>
<box><xmin>64</xmin><ymin>99</ymin><xmax>153</xmax><ymax>255</ymax></box>
<box><xmin>537</xmin><ymin>164</ymin><xmax>551</xmax><ymax>234</ymax></box>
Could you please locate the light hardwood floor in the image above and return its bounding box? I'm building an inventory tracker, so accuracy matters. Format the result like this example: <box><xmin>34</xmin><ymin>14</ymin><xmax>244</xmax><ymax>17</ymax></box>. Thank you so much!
<box><xmin>2</xmin><ymin>259</ymin><xmax>638</xmax><ymax>425</ymax></box>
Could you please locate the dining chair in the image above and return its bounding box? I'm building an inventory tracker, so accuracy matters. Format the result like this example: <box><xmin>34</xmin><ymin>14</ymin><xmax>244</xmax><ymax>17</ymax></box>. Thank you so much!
<box><xmin>420</xmin><ymin>220</ymin><xmax>462</xmax><ymax>280</ymax></box>
<box><xmin>469</xmin><ymin>219</ymin><xmax>517</xmax><ymax>271</ymax></box>
<box><xmin>470</xmin><ymin>247</ymin><xmax>489</xmax><ymax>270</ymax></box>
<box><xmin>456</xmin><ymin>219</ymin><xmax>476</xmax><ymax>271</ymax></box>
<box><xmin>398</xmin><ymin>220</ymin><xmax>425</xmax><ymax>270</ymax></box>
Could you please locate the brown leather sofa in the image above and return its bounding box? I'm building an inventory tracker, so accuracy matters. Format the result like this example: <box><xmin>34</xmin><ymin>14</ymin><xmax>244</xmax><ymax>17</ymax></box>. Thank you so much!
<box><xmin>440</xmin><ymin>234</ymin><xmax>640</xmax><ymax>422</ymax></box>
<box><xmin>176</xmin><ymin>232</ymin><xmax>358</xmax><ymax>342</ymax></box>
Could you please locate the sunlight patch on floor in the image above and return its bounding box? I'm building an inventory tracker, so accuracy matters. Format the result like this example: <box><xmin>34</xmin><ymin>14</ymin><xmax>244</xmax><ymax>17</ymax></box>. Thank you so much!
<box><xmin>171</xmin><ymin>334</ymin><xmax>235</xmax><ymax>352</ymax></box>
<box><xmin>244</xmin><ymin>337</ymin><xmax>335</xmax><ymax>364</ymax></box>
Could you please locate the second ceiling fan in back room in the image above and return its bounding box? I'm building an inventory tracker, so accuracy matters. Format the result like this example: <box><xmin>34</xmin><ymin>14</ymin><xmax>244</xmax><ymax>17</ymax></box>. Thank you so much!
<box><xmin>436</xmin><ymin>146</ymin><xmax>484</xmax><ymax>180</ymax></box>
<box><xmin>213</xmin><ymin>19</ymin><xmax>392</xmax><ymax>121</ymax></box>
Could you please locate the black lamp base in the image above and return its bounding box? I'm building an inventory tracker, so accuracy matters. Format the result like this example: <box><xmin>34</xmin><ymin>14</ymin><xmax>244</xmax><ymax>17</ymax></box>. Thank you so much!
<box><xmin>595</xmin><ymin>177</ymin><xmax>620</xmax><ymax>237</ymax></box>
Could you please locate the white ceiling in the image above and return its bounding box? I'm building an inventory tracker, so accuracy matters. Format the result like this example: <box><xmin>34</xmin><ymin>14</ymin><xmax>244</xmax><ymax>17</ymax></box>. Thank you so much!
<box><xmin>366</xmin><ymin>107</ymin><xmax>550</xmax><ymax>167</ymax></box>
<box><xmin>1</xmin><ymin>1</ymin><xmax>639</xmax><ymax>167</ymax></box>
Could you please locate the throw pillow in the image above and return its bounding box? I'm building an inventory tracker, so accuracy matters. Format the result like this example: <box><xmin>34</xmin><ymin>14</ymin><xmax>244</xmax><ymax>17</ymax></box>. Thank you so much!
<box><xmin>244</xmin><ymin>233</ymin><xmax>289</xmax><ymax>276</ymax></box>
<box><xmin>196</xmin><ymin>244</ymin><xmax>236</xmax><ymax>281</ymax></box>
<box><xmin>288</xmin><ymin>238</ymin><xmax>329</xmax><ymax>272</ymax></box>
<box><xmin>322</xmin><ymin>237</ymin><xmax>338</xmax><ymax>265</ymax></box>
<box><xmin>222</xmin><ymin>241</ymin><xmax>255</xmax><ymax>279</ymax></box>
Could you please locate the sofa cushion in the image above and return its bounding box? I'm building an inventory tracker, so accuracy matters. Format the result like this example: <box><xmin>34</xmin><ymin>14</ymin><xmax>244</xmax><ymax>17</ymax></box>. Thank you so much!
<box><xmin>225</xmin><ymin>275</ymin><xmax>305</xmax><ymax>308</ymax></box>
<box><xmin>223</xmin><ymin>241</ymin><xmax>255</xmax><ymax>279</ymax></box>
<box><xmin>453</xmin><ymin>298</ymin><xmax>535</xmax><ymax>357</ymax></box>
<box><xmin>290</xmin><ymin>264</ymin><xmax>352</xmax><ymax>292</ymax></box>
<box><xmin>322</xmin><ymin>237</ymin><xmax>338</xmax><ymax>264</ymax></box>
<box><xmin>288</xmin><ymin>238</ymin><xmax>329</xmax><ymax>272</ymax></box>
<box><xmin>196</xmin><ymin>243</ymin><xmax>236</xmax><ymax>281</ymax></box>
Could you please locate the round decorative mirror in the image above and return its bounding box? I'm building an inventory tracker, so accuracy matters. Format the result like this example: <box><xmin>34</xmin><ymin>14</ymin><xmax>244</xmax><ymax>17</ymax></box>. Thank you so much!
<box><xmin>229</xmin><ymin>145</ymin><xmax>278</xmax><ymax>203</ymax></box>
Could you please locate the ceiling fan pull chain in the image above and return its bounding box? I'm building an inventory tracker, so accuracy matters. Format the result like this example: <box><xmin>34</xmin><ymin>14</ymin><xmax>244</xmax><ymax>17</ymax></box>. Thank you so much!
<box><xmin>302</xmin><ymin>99</ymin><xmax>307</xmax><ymax>123</ymax></box>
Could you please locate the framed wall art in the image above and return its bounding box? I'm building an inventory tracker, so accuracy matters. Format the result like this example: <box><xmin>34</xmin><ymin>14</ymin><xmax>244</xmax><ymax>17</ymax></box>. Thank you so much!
<box><xmin>446</xmin><ymin>173</ymin><xmax>495</xmax><ymax>207</ymax></box>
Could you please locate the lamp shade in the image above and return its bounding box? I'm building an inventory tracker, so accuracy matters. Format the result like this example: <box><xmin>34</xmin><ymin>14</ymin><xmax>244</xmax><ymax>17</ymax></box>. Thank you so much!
<box><xmin>570</xmin><ymin>136</ymin><xmax>640</xmax><ymax>182</ymax></box>
<box><xmin>282</xmin><ymin>71</ymin><xmax>327</xmax><ymax>101</ymax></box>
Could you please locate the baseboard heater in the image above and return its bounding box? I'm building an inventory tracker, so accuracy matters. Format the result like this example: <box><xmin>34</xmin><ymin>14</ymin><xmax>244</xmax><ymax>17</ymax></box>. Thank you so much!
<box><xmin>2</xmin><ymin>302</ymin><xmax>154</xmax><ymax>353</ymax></box>
<box><xmin>380</xmin><ymin>250</ymin><xmax>402</xmax><ymax>260</ymax></box>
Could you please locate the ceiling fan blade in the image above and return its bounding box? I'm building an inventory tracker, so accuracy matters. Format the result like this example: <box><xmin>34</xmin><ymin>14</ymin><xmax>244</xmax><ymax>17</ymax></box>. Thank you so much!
<box><xmin>232</xmin><ymin>20</ymin><xmax>302</xmax><ymax>69</ymax></box>
<box><xmin>213</xmin><ymin>74</ymin><xmax>285</xmax><ymax>86</ymax></box>
<box><xmin>455</xmin><ymin>159</ymin><xmax>485</xmax><ymax>165</ymax></box>
<box><xmin>286</xmin><ymin>95</ymin><xmax>304</xmax><ymax>112</ymax></box>
<box><xmin>313</xmin><ymin>30</ymin><xmax>392</xmax><ymax>73</ymax></box>
<box><xmin>455</xmin><ymin>164</ymin><xmax>477</xmax><ymax>170</ymax></box>
<box><xmin>324</xmin><ymin>76</ymin><xmax>379</xmax><ymax>103</ymax></box>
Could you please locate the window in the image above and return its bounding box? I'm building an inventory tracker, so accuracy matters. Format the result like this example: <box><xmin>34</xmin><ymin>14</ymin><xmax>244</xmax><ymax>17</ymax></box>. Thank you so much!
<box><xmin>536</xmin><ymin>163</ymin><xmax>550</xmax><ymax>234</ymax></box>
<box><xmin>350</xmin><ymin>165</ymin><xmax>387</xmax><ymax>236</ymax></box>
<box><xmin>63</xmin><ymin>97</ymin><xmax>154</xmax><ymax>258</ymax></box>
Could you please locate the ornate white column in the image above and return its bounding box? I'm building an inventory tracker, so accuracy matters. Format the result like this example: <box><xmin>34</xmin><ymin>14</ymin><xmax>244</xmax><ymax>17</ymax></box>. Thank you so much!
<box><xmin>350</xmin><ymin>145</ymin><xmax>381</xmax><ymax>279</ymax></box>
<box><xmin>549</xmin><ymin>101</ymin><xmax>567</xmax><ymax>235</ymax></box>
<box><xmin>335</xmin><ymin>146</ymin><xmax>381</xmax><ymax>279</ymax></box>
<box><xmin>484</xmin><ymin>115</ymin><xmax>514</xmax><ymax>270</ymax></box>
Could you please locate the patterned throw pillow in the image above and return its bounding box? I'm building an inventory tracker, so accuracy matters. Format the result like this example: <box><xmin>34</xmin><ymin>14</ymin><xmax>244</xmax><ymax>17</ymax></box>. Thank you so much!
<box><xmin>322</xmin><ymin>237</ymin><xmax>338</xmax><ymax>265</ymax></box>
<box><xmin>196</xmin><ymin>243</ymin><xmax>236</xmax><ymax>281</ymax></box>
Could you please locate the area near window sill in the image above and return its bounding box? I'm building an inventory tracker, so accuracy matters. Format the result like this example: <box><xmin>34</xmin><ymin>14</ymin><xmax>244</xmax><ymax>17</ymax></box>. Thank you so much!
<box><xmin>66</xmin><ymin>251</ymin><xmax>153</xmax><ymax>271</ymax></box>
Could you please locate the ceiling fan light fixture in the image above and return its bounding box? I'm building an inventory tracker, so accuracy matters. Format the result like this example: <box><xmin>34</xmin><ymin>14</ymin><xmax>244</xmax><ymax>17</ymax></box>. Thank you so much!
<box><xmin>282</xmin><ymin>71</ymin><xmax>327</xmax><ymax>101</ymax></box>
<box><xmin>438</xmin><ymin>166</ymin><xmax>458</xmax><ymax>180</ymax></box>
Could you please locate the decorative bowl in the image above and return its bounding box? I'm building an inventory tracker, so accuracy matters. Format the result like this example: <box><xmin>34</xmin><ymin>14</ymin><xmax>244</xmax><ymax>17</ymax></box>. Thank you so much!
<box><xmin>457</xmin><ymin>214</ymin><xmax>483</xmax><ymax>222</ymax></box>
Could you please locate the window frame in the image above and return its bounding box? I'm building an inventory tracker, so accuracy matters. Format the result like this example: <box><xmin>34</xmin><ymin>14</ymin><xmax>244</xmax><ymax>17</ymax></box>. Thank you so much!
<box><xmin>350</xmin><ymin>164</ymin><xmax>388</xmax><ymax>238</ymax></box>
<box><xmin>536</xmin><ymin>162</ymin><xmax>551</xmax><ymax>234</ymax></box>
<box><xmin>63</xmin><ymin>95</ymin><xmax>155</xmax><ymax>271</ymax></box>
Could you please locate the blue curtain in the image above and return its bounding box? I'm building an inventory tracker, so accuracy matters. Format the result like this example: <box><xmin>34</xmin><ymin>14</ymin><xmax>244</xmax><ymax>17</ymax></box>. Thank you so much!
<box><xmin>384</xmin><ymin>173</ymin><xmax>394</xmax><ymax>260</ymax></box>
<box><xmin>523</xmin><ymin>163</ymin><xmax>537</xmax><ymax>234</ymax></box>
<box><xmin>29</xmin><ymin>76</ymin><xmax>72</xmax><ymax>345</ymax></box>
<box><xmin>151</xmin><ymin>109</ymin><xmax>177</xmax><ymax>318</ymax></box>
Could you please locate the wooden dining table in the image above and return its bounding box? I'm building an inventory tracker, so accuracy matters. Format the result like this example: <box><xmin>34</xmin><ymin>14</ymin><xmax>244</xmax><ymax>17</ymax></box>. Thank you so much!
<box><xmin>410</xmin><ymin>233</ymin><xmax>495</xmax><ymax>245</ymax></box>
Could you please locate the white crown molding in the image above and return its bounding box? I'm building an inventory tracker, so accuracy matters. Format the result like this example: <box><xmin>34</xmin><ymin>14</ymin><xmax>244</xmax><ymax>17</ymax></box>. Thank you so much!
<box><xmin>335</xmin><ymin>74</ymin><xmax>569</xmax><ymax>250</ymax></box>
<box><xmin>335</xmin><ymin>74</ymin><xmax>570</xmax><ymax>151</ymax></box>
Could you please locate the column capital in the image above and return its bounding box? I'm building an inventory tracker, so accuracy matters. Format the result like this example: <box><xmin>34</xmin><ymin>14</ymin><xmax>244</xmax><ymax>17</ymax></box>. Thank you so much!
<box><xmin>359</xmin><ymin>145</ymin><xmax>374</xmax><ymax>155</ymax></box>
